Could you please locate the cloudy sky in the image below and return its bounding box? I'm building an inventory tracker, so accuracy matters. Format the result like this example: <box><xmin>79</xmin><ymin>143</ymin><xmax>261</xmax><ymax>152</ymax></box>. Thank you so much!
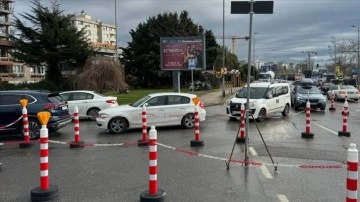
<box><xmin>13</xmin><ymin>0</ymin><xmax>360</xmax><ymax>65</ymax></box>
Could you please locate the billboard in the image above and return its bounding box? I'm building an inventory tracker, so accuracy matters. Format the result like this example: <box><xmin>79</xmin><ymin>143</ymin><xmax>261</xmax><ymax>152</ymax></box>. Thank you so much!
<box><xmin>160</xmin><ymin>37</ymin><xmax>205</xmax><ymax>71</ymax></box>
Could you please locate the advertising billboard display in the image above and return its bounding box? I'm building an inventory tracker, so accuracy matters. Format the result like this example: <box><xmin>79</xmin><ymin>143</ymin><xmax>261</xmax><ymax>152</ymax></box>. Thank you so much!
<box><xmin>160</xmin><ymin>37</ymin><xmax>205</xmax><ymax>71</ymax></box>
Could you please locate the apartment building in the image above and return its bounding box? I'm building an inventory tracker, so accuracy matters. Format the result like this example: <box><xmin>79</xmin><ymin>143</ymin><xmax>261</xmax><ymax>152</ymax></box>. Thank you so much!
<box><xmin>71</xmin><ymin>10</ymin><xmax>120</xmax><ymax>57</ymax></box>
<box><xmin>0</xmin><ymin>0</ymin><xmax>44</xmax><ymax>84</ymax></box>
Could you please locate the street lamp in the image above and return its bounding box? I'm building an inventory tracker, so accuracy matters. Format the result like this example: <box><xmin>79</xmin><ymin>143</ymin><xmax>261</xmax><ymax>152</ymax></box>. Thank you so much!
<box><xmin>330</xmin><ymin>36</ymin><xmax>337</xmax><ymax>65</ymax></box>
<box><xmin>351</xmin><ymin>25</ymin><xmax>360</xmax><ymax>89</ymax></box>
<box><xmin>253</xmin><ymin>32</ymin><xmax>258</xmax><ymax>67</ymax></box>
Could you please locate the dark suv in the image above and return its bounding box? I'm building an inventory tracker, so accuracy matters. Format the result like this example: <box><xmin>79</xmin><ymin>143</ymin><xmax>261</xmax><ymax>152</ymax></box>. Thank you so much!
<box><xmin>0</xmin><ymin>90</ymin><xmax>72</xmax><ymax>139</ymax></box>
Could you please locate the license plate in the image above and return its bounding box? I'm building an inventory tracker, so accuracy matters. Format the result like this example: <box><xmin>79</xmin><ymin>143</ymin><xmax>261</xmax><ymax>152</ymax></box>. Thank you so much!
<box><xmin>232</xmin><ymin>111</ymin><xmax>240</xmax><ymax>114</ymax></box>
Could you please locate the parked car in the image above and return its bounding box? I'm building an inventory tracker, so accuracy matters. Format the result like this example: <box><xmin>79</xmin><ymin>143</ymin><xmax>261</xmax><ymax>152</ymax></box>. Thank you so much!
<box><xmin>327</xmin><ymin>85</ymin><xmax>360</xmax><ymax>101</ymax></box>
<box><xmin>291</xmin><ymin>84</ymin><xmax>326</xmax><ymax>110</ymax></box>
<box><xmin>319</xmin><ymin>82</ymin><xmax>336</xmax><ymax>95</ymax></box>
<box><xmin>96</xmin><ymin>92</ymin><xmax>206</xmax><ymax>134</ymax></box>
<box><xmin>60</xmin><ymin>90</ymin><xmax>118</xmax><ymax>120</ymax></box>
<box><xmin>0</xmin><ymin>90</ymin><xmax>72</xmax><ymax>139</ymax></box>
<box><xmin>226</xmin><ymin>82</ymin><xmax>291</xmax><ymax>122</ymax></box>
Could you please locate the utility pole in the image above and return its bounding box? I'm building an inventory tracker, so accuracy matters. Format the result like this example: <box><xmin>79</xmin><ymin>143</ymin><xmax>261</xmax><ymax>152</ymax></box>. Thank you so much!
<box><xmin>222</xmin><ymin>0</ymin><xmax>225</xmax><ymax>96</ymax></box>
<box><xmin>114</xmin><ymin>0</ymin><xmax>118</xmax><ymax>58</ymax></box>
<box><xmin>352</xmin><ymin>25</ymin><xmax>360</xmax><ymax>89</ymax></box>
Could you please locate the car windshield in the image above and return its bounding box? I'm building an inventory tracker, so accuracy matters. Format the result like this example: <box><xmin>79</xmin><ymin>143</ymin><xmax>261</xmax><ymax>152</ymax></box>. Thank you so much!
<box><xmin>236</xmin><ymin>87</ymin><xmax>268</xmax><ymax>99</ymax></box>
<box><xmin>259</xmin><ymin>74</ymin><xmax>270</xmax><ymax>79</ymax></box>
<box><xmin>130</xmin><ymin>95</ymin><xmax>151</xmax><ymax>107</ymax></box>
<box><xmin>297</xmin><ymin>86</ymin><xmax>321</xmax><ymax>94</ymax></box>
<box><xmin>340</xmin><ymin>85</ymin><xmax>356</xmax><ymax>90</ymax></box>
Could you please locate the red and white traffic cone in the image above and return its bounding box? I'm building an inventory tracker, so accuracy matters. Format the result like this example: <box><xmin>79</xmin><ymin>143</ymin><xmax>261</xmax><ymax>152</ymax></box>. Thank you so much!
<box><xmin>301</xmin><ymin>100</ymin><xmax>314</xmax><ymax>138</ymax></box>
<box><xmin>191</xmin><ymin>105</ymin><xmax>204</xmax><ymax>147</ymax></box>
<box><xmin>339</xmin><ymin>100</ymin><xmax>351</xmax><ymax>137</ymax></box>
<box><xmin>19</xmin><ymin>98</ymin><xmax>32</xmax><ymax>148</ymax></box>
<box><xmin>236</xmin><ymin>104</ymin><xmax>246</xmax><ymax>143</ymax></box>
<box><xmin>31</xmin><ymin>112</ymin><xmax>58</xmax><ymax>201</ymax></box>
<box><xmin>140</xmin><ymin>126</ymin><xmax>166</xmax><ymax>202</ymax></box>
<box><xmin>138</xmin><ymin>105</ymin><xmax>149</xmax><ymax>146</ymax></box>
<box><xmin>329</xmin><ymin>94</ymin><xmax>336</xmax><ymax>111</ymax></box>
<box><xmin>342</xmin><ymin>96</ymin><xmax>349</xmax><ymax>115</ymax></box>
<box><xmin>70</xmin><ymin>106</ymin><xmax>85</xmax><ymax>148</ymax></box>
<box><xmin>346</xmin><ymin>143</ymin><xmax>358</xmax><ymax>202</ymax></box>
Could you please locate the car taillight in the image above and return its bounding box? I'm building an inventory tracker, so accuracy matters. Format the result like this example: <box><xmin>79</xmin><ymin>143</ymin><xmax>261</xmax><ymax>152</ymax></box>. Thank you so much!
<box><xmin>106</xmin><ymin>99</ymin><xmax>116</xmax><ymax>104</ymax></box>
<box><xmin>44</xmin><ymin>103</ymin><xmax>55</xmax><ymax>110</ymax></box>
<box><xmin>199</xmin><ymin>102</ymin><xmax>205</xmax><ymax>109</ymax></box>
<box><xmin>339</xmin><ymin>91</ymin><xmax>346</xmax><ymax>94</ymax></box>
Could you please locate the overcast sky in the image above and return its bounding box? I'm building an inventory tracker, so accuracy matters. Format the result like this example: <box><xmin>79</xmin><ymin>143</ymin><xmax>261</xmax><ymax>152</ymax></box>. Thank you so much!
<box><xmin>14</xmin><ymin>0</ymin><xmax>360</xmax><ymax>65</ymax></box>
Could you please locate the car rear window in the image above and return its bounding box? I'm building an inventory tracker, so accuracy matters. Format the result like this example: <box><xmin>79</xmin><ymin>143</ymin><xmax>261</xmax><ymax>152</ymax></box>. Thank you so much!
<box><xmin>47</xmin><ymin>93</ymin><xmax>65</xmax><ymax>103</ymax></box>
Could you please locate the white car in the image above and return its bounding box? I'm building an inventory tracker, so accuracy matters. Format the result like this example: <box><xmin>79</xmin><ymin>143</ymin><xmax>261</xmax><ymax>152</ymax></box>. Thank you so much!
<box><xmin>60</xmin><ymin>90</ymin><xmax>118</xmax><ymax>120</ymax></box>
<box><xmin>327</xmin><ymin>85</ymin><xmax>360</xmax><ymax>101</ymax></box>
<box><xmin>96</xmin><ymin>92</ymin><xmax>206</xmax><ymax>134</ymax></box>
<box><xmin>226</xmin><ymin>82</ymin><xmax>291</xmax><ymax>122</ymax></box>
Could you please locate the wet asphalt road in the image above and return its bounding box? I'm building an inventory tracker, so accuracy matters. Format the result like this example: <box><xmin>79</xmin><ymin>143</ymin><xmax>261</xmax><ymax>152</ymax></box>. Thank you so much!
<box><xmin>0</xmin><ymin>98</ymin><xmax>359</xmax><ymax>202</ymax></box>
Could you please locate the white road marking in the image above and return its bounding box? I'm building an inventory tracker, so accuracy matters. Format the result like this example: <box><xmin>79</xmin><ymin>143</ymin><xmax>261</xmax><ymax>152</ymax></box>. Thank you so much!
<box><xmin>260</xmin><ymin>165</ymin><xmax>273</xmax><ymax>179</ymax></box>
<box><xmin>278</xmin><ymin>194</ymin><xmax>290</xmax><ymax>202</ymax></box>
<box><xmin>249</xmin><ymin>147</ymin><xmax>273</xmax><ymax>179</ymax></box>
<box><xmin>313</xmin><ymin>123</ymin><xmax>337</xmax><ymax>135</ymax></box>
<box><xmin>249</xmin><ymin>147</ymin><xmax>258</xmax><ymax>156</ymax></box>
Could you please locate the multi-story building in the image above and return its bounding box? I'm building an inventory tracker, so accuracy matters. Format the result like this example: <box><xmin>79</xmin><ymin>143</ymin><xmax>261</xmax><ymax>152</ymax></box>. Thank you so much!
<box><xmin>0</xmin><ymin>0</ymin><xmax>45</xmax><ymax>84</ymax></box>
<box><xmin>71</xmin><ymin>10</ymin><xmax>120</xmax><ymax>57</ymax></box>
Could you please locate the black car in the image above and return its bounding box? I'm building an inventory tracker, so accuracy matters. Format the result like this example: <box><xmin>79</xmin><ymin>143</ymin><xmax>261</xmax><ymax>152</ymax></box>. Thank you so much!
<box><xmin>0</xmin><ymin>90</ymin><xmax>72</xmax><ymax>139</ymax></box>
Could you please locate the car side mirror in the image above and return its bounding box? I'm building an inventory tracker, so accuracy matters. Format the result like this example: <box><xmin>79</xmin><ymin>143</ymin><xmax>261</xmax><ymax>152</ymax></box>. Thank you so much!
<box><xmin>267</xmin><ymin>94</ymin><xmax>273</xmax><ymax>99</ymax></box>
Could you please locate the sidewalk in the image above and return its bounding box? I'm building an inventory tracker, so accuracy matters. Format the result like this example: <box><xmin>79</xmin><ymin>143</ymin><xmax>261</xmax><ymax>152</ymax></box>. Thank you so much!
<box><xmin>200</xmin><ymin>87</ymin><xmax>242</xmax><ymax>106</ymax></box>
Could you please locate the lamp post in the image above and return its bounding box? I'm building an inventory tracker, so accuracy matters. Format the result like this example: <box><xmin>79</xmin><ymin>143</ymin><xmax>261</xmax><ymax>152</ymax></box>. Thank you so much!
<box><xmin>222</xmin><ymin>0</ymin><xmax>225</xmax><ymax>96</ymax></box>
<box><xmin>114</xmin><ymin>0</ymin><xmax>118</xmax><ymax>58</ymax></box>
<box><xmin>331</xmin><ymin>37</ymin><xmax>337</xmax><ymax>65</ymax></box>
<box><xmin>352</xmin><ymin>25</ymin><xmax>360</xmax><ymax>89</ymax></box>
<box><xmin>253</xmin><ymin>32</ymin><xmax>258</xmax><ymax>68</ymax></box>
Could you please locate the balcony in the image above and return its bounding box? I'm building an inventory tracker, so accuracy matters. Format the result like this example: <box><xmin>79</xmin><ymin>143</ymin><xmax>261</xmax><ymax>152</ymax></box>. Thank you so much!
<box><xmin>0</xmin><ymin>57</ymin><xmax>12</xmax><ymax>65</ymax></box>
<box><xmin>0</xmin><ymin>5</ymin><xmax>14</xmax><ymax>14</ymax></box>
<box><xmin>0</xmin><ymin>39</ymin><xmax>12</xmax><ymax>47</ymax></box>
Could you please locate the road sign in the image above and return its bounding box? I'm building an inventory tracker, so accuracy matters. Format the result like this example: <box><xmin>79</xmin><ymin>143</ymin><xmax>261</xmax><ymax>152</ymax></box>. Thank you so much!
<box><xmin>231</xmin><ymin>1</ymin><xmax>274</xmax><ymax>14</ymax></box>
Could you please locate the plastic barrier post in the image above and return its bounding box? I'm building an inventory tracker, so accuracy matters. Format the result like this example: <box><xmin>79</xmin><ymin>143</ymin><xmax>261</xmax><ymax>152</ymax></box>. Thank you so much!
<box><xmin>31</xmin><ymin>112</ymin><xmax>58</xmax><ymax>201</ymax></box>
<box><xmin>70</xmin><ymin>106</ymin><xmax>85</xmax><ymax>148</ymax></box>
<box><xmin>190</xmin><ymin>104</ymin><xmax>204</xmax><ymax>147</ymax></box>
<box><xmin>138</xmin><ymin>105</ymin><xmax>149</xmax><ymax>146</ymax></box>
<box><xmin>339</xmin><ymin>100</ymin><xmax>351</xmax><ymax>137</ymax></box>
<box><xmin>140</xmin><ymin>126</ymin><xmax>166</xmax><ymax>202</ymax></box>
<box><xmin>329</xmin><ymin>94</ymin><xmax>336</xmax><ymax>111</ymax></box>
<box><xmin>346</xmin><ymin>143</ymin><xmax>358</xmax><ymax>202</ymax></box>
<box><xmin>236</xmin><ymin>104</ymin><xmax>246</xmax><ymax>143</ymax></box>
<box><xmin>301</xmin><ymin>100</ymin><xmax>314</xmax><ymax>138</ymax></box>
<box><xmin>19</xmin><ymin>98</ymin><xmax>32</xmax><ymax>148</ymax></box>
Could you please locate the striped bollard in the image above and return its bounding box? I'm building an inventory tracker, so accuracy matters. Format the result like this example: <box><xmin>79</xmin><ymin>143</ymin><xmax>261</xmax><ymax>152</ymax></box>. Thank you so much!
<box><xmin>236</xmin><ymin>104</ymin><xmax>246</xmax><ymax>143</ymax></box>
<box><xmin>31</xmin><ymin>112</ymin><xmax>58</xmax><ymax>201</ymax></box>
<box><xmin>329</xmin><ymin>94</ymin><xmax>336</xmax><ymax>111</ymax></box>
<box><xmin>339</xmin><ymin>100</ymin><xmax>351</xmax><ymax>137</ymax></box>
<box><xmin>140</xmin><ymin>126</ymin><xmax>166</xmax><ymax>202</ymax></box>
<box><xmin>138</xmin><ymin>105</ymin><xmax>149</xmax><ymax>146</ymax></box>
<box><xmin>342</xmin><ymin>96</ymin><xmax>350</xmax><ymax>115</ymax></box>
<box><xmin>191</xmin><ymin>97</ymin><xmax>204</xmax><ymax>147</ymax></box>
<box><xmin>70</xmin><ymin>106</ymin><xmax>85</xmax><ymax>148</ymax></box>
<box><xmin>301</xmin><ymin>100</ymin><xmax>314</xmax><ymax>138</ymax></box>
<box><xmin>19</xmin><ymin>98</ymin><xmax>32</xmax><ymax>148</ymax></box>
<box><xmin>346</xmin><ymin>143</ymin><xmax>358</xmax><ymax>202</ymax></box>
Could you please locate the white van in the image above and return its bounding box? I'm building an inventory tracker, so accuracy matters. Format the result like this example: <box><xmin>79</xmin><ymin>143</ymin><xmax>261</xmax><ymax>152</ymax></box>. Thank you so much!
<box><xmin>226</xmin><ymin>82</ymin><xmax>291</xmax><ymax>121</ymax></box>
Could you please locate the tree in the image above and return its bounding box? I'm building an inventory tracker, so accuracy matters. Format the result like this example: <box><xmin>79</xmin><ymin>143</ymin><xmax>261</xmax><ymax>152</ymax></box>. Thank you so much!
<box><xmin>73</xmin><ymin>56</ymin><xmax>128</xmax><ymax>93</ymax></box>
<box><xmin>10</xmin><ymin>0</ymin><xmax>95</xmax><ymax>87</ymax></box>
<box><xmin>121</xmin><ymin>10</ymin><xmax>218</xmax><ymax>88</ymax></box>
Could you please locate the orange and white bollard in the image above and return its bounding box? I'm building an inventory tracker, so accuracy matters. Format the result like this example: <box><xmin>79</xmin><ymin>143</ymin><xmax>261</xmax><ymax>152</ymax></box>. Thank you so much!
<box><xmin>138</xmin><ymin>105</ymin><xmax>149</xmax><ymax>146</ymax></box>
<box><xmin>140</xmin><ymin>126</ymin><xmax>166</xmax><ymax>202</ymax></box>
<box><xmin>190</xmin><ymin>97</ymin><xmax>204</xmax><ymax>147</ymax></box>
<box><xmin>339</xmin><ymin>99</ymin><xmax>351</xmax><ymax>137</ymax></box>
<box><xmin>301</xmin><ymin>100</ymin><xmax>314</xmax><ymax>138</ymax></box>
<box><xmin>346</xmin><ymin>143</ymin><xmax>358</xmax><ymax>202</ymax></box>
<box><xmin>31</xmin><ymin>112</ymin><xmax>58</xmax><ymax>201</ymax></box>
<box><xmin>19</xmin><ymin>98</ymin><xmax>32</xmax><ymax>148</ymax></box>
<box><xmin>70</xmin><ymin>106</ymin><xmax>85</xmax><ymax>148</ymax></box>
<box><xmin>329</xmin><ymin>94</ymin><xmax>336</xmax><ymax>111</ymax></box>
<box><xmin>236</xmin><ymin>104</ymin><xmax>246</xmax><ymax>143</ymax></box>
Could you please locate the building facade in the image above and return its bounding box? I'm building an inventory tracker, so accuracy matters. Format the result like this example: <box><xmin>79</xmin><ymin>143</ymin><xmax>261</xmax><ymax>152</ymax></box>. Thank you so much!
<box><xmin>71</xmin><ymin>10</ymin><xmax>120</xmax><ymax>57</ymax></box>
<box><xmin>0</xmin><ymin>0</ymin><xmax>45</xmax><ymax>84</ymax></box>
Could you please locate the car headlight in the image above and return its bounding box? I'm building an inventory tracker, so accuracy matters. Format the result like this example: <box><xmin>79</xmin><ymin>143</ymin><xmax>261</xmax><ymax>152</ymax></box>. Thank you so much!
<box><xmin>321</xmin><ymin>97</ymin><xmax>326</xmax><ymax>101</ymax></box>
<box><xmin>98</xmin><ymin>113</ymin><xmax>111</xmax><ymax>118</ymax></box>
<box><xmin>249</xmin><ymin>101</ymin><xmax>256</xmax><ymax>108</ymax></box>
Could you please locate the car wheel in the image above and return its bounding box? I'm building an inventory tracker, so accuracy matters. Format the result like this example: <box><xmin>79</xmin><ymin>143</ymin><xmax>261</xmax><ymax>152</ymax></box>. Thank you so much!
<box><xmin>87</xmin><ymin>107</ymin><xmax>100</xmax><ymax>120</ymax></box>
<box><xmin>282</xmin><ymin>104</ymin><xmax>290</xmax><ymax>116</ymax></box>
<box><xmin>257</xmin><ymin>108</ymin><xmax>266</xmax><ymax>122</ymax></box>
<box><xmin>294</xmin><ymin>104</ymin><xmax>299</xmax><ymax>111</ymax></box>
<box><xmin>108</xmin><ymin>117</ymin><xmax>128</xmax><ymax>134</ymax></box>
<box><xmin>320</xmin><ymin>107</ymin><xmax>325</xmax><ymax>110</ymax></box>
<box><xmin>181</xmin><ymin>113</ymin><xmax>195</xmax><ymax>129</ymax></box>
<box><xmin>335</xmin><ymin>94</ymin><xmax>339</xmax><ymax>101</ymax></box>
<box><xmin>26</xmin><ymin>119</ymin><xmax>41</xmax><ymax>140</ymax></box>
<box><xmin>229</xmin><ymin>117</ymin><xmax>237</xmax><ymax>121</ymax></box>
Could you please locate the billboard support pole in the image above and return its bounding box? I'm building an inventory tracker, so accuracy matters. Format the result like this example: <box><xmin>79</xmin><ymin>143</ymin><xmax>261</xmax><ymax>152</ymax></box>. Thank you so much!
<box><xmin>191</xmin><ymin>69</ymin><xmax>194</xmax><ymax>93</ymax></box>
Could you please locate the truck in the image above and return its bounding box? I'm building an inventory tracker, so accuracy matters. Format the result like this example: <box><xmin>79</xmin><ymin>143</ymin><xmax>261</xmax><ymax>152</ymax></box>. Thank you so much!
<box><xmin>258</xmin><ymin>71</ymin><xmax>275</xmax><ymax>82</ymax></box>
